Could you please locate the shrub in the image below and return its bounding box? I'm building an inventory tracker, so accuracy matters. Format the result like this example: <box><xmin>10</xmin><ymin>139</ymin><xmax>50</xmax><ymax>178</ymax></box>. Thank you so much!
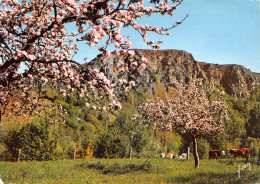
<box><xmin>94</xmin><ymin>132</ymin><xmax>128</xmax><ymax>158</ymax></box>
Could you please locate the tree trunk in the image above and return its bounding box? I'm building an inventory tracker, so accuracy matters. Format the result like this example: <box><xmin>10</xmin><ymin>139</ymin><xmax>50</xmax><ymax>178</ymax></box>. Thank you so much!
<box><xmin>192</xmin><ymin>134</ymin><xmax>199</xmax><ymax>168</ymax></box>
<box><xmin>0</xmin><ymin>108</ymin><xmax>2</xmax><ymax>123</ymax></box>
<box><xmin>154</xmin><ymin>129</ymin><xmax>157</xmax><ymax>137</ymax></box>
<box><xmin>129</xmin><ymin>145</ymin><xmax>133</xmax><ymax>159</ymax></box>
<box><xmin>129</xmin><ymin>136</ymin><xmax>133</xmax><ymax>159</ymax></box>
<box><xmin>163</xmin><ymin>132</ymin><xmax>166</xmax><ymax>146</ymax></box>
<box><xmin>257</xmin><ymin>148</ymin><xmax>260</xmax><ymax>166</ymax></box>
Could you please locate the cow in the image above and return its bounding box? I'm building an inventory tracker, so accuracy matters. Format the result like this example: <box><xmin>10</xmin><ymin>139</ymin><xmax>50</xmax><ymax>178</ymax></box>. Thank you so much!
<box><xmin>243</xmin><ymin>148</ymin><xmax>250</xmax><ymax>159</ymax></box>
<box><xmin>229</xmin><ymin>149</ymin><xmax>244</xmax><ymax>157</ymax></box>
<box><xmin>209</xmin><ymin>150</ymin><xmax>225</xmax><ymax>160</ymax></box>
<box><xmin>160</xmin><ymin>153</ymin><xmax>166</xmax><ymax>158</ymax></box>
<box><xmin>178</xmin><ymin>153</ymin><xmax>187</xmax><ymax>160</ymax></box>
<box><xmin>160</xmin><ymin>153</ymin><xmax>175</xmax><ymax>159</ymax></box>
<box><xmin>166</xmin><ymin>153</ymin><xmax>175</xmax><ymax>159</ymax></box>
<box><xmin>226</xmin><ymin>148</ymin><xmax>250</xmax><ymax>161</ymax></box>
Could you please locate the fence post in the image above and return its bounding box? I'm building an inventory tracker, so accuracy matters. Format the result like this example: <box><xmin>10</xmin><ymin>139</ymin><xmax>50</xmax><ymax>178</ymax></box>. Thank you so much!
<box><xmin>17</xmin><ymin>148</ymin><xmax>21</xmax><ymax>162</ymax></box>
<box><xmin>237</xmin><ymin>165</ymin><xmax>240</xmax><ymax>179</ymax></box>
<box><xmin>187</xmin><ymin>147</ymin><xmax>190</xmax><ymax>161</ymax></box>
<box><xmin>74</xmin><ymin>147</ymin><xmax>76</xmax><ymax>160</ymax></box>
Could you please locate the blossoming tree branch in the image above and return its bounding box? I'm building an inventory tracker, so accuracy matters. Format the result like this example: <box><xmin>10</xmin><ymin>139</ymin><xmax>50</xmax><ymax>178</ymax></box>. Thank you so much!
<box><xmin>0</xmin><ymin>0</ymin><xmax>188</xmax><ymax>121</ymax></box>
<box><xmin>139</xmin><ymin>77</ymin><xmax>229</xmax><ymax>168</ymax></box>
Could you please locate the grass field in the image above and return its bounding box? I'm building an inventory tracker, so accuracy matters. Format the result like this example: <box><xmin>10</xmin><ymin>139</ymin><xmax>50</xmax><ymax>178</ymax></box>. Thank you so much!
<box><xmin>0</xmin><ymin>158</ymin><xmax>259</xmax><ymax>184</ymax></box>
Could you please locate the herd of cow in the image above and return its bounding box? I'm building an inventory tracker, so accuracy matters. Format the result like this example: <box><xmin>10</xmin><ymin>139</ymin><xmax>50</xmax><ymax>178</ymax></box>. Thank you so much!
<box><xmin>160</xmin><ymin>148</ymin><xmax>250</xmax><ymax>161</ymax></box>
<box><xmin>160</xmin><ymin>152</ymin><xmax>187</xmax><ymax>160</ymax></box>
<box><xmin>209</xmin><ymin>148</ymin><xmax>250</xmax><ymax>160</ymax></box>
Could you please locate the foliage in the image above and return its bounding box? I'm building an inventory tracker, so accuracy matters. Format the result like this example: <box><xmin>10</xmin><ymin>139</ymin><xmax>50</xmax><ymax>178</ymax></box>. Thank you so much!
<box><xmin>114</xmin><ymin>109</ymin><xmax>149</xmax><ymax>158</ymax></box>
<box><xmin>2</xmin><ymin>118</ymin><xmax>49</xmax><ymax>161</ymax></box>
<box><xmin>241</xmin><ymin>137</ymin><xmax>260</xmax><ymax>157</ymax></box>
<box><xmin>94</xmin><ymin>131</ymin><xmax>128</xmax><ymax>158</ymax></box>
<box><xmin>126</xmin><ymin>90</ymin><xmax>151</xmax><ymax>107</ymax></box>
<box><xmin>153</xmin><ymin>130</ymin><xmax>182</xmax><ymax>154</ymax></box>
<box><xmin>152</xmin><ymin>74</ymin><xmax>160</xmax><ymax>82</ymax></box>
<box><xmin>245</xmin><ymin>104</ymin><xmax>260</xmax><ymax>138</ymax></box>
<box><xmin>141</xmin><ymin>136</ymin><xmax>164</xmax><ymax>158</ymax></box>
<box><xmin>223</xmin><ymin>89</ymin><xmax>259</xmax><ymax>149</ymax></box>
<box><xmin>0</xmin><ymin>88</ymin><xmax>107</xmax><ymax>161</ymax></box>
<box><xmin>85</xmin><ymin>140</ymin><xmax>94</xmax><ymax>159</ymax></box>
<box><xmin>1</xmin><ymin>128</ymin><xmax>21</xmax><ymax>161</ymax></box>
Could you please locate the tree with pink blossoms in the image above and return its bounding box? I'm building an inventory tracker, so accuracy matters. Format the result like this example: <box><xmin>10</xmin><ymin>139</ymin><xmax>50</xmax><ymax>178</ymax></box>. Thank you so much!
<box><xmin>140</xmin><ymin>77</ymin><xmax>229</xmax><ymax>168</ymax></box>
<box><xmin>0</xmin><ymin>0</ymin><xmax>188</xmax><ymax>122</ymax></box>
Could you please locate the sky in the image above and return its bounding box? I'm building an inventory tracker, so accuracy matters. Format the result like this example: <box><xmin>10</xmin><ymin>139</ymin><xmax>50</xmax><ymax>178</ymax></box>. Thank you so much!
<box><xmin>73</xmin><ymin>0</ymin><xmax>260</xmax><ymax>73</ymax></box>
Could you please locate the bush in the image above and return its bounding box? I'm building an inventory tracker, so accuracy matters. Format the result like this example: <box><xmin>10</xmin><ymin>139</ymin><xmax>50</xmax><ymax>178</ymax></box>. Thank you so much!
<box><xmin>94</xmin><ymin>132</ymin><xmax>128</xmax><ymax>158</ymax></box>
<box><xmin>1</xmin><ymin>129</ymin><xmax>20</xmax><ymax>161</ymax></box>
<box><xmin>1</xmin><ymin>119</ymin><xmax>55</xmax><ymax>161</ymax></box>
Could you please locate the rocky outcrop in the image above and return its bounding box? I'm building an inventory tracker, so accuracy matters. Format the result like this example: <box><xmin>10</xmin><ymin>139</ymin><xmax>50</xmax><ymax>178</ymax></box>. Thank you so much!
<box><xmin>199</xmin><ymin>62</ymin><xmax>259</xmax><ymax>98</ymax></box>
<box><xmin>87</xmin><ymin>49</ymin><xmax>260</xmax><ymax>98</ymax></box>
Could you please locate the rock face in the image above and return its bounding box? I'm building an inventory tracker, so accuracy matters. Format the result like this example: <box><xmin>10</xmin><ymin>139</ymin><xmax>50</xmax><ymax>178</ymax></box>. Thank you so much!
<box><xmin>87</xmin><ymin>49</ymin><xmax>260</xmax><ymax>98</ymax></box>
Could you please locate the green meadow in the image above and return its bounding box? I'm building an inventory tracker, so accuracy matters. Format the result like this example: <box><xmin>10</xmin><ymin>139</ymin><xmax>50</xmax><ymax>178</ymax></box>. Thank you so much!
<box><xmin>1</xmin><ymin>158</ymin><xmax>259</xmax><ymax>184</ymax></box>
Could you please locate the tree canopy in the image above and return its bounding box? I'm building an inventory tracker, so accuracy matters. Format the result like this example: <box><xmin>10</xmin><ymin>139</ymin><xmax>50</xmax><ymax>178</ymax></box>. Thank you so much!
<box><xmin>0</xmin><ymin>0</ymin><xmax>188</xmax><ymax>121</ymax></box>
<box><xmin>140</xmin><ymin>77</ymin><xmax>229</xmax><ymax>167</ymax></box>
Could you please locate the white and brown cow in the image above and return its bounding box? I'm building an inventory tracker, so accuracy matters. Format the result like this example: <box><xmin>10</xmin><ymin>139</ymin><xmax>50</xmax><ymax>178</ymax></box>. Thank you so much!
<box><xmin>209</xmin><ymin>150</ymin><xmax>225</xmax><ymax>160</ymax></box>
<box><xmin>226</xmin><ymin>148</ymin><xmax>250</xmax><ymax>161</ymax></box>
<box><xmin>160</xmin><ymin>153</ymin><xmax>175</xmax><ymax>159</ymax></box>
<box><xmin>178</xmin><ymin>153</ymin><xmax>187</xmax><ymax>160</ymax></box>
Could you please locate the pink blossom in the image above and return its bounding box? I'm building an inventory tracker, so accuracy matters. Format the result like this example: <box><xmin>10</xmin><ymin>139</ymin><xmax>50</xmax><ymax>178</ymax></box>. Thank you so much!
<box><xmin>0</xmin><ymin>0</ymin><xmax>187</xmax><ymax>119</ymax></box>
<box><xmin>125</xmin><ymin>41</ymin><xmax>133</xmax><ymax>48</ymax></box>
<box><xmin>128</xmin><ymin>50</ymin><xmax>135</xmax><ymax>55</ymax></box>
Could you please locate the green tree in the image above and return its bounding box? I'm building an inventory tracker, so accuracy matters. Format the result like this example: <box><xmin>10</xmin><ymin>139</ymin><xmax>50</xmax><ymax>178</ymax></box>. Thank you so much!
<box><xmin>1</xmin><ymin>129</ymin><xmax>21</xmax><ymax>161</ymax></box>
<box><xmin>246</xmin><ymin>104</ymin><xmax>260</xmax><ymax>138</ymax></box>
<box><xmin>115</xmin><ymin>110</ymin><xmax>149</xmax><ymax>159</ymax></box>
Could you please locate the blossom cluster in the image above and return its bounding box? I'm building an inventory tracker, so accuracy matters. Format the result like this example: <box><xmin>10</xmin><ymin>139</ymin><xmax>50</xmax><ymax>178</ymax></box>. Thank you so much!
<box><xmin>0</xmin><ymin>0</ymin><xmax>186</xmax><ymax>119</ymax></box>
<box><xmin>139</xmin><ymin>77</ymin><xmax>229</xmax><ymax>136</ymax></box>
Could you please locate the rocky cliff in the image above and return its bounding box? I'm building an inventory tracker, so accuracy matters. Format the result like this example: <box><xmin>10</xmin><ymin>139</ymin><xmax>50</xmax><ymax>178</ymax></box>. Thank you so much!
<box><xmin>87</xmin><ymin>49</ymin><xmax>260</xmax><ymax>98</ymax></box>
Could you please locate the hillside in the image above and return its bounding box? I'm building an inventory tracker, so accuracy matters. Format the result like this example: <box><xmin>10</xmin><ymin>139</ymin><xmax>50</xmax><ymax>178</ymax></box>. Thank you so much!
<box><xmin>87</xmin><ymin>49</ymin><xmax>260</xmax><ymax>98</ymax></box>
<box><xmin>1</xmin><ymin>49</ymin><xmax>259</xmax><ymax>162</ymax></box>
